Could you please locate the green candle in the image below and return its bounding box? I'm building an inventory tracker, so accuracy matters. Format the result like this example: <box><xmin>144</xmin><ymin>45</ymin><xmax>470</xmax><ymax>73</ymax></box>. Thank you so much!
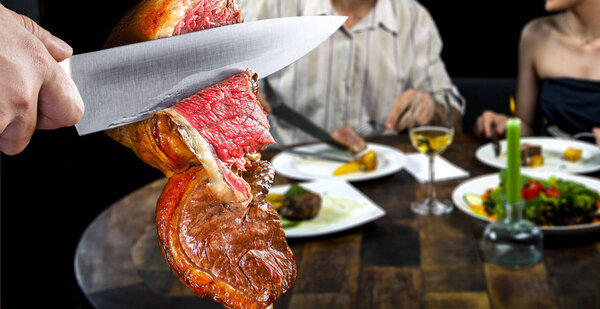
<box><xmin>506</xmin><ymin>118</ymin><xmax>521</xmax><ymax>203</ymax></box>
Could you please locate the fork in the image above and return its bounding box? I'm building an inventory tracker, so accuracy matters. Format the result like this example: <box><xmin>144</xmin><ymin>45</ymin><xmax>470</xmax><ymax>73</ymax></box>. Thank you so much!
<box><xmin>547</xmin><ymin>125</ymin><xmax>595</xmax><ymax>140</ymax></box>
<box><xmin>354</xmin><ymin>120</ymin><xmax>386</xmax><ymax>137</ymax></box>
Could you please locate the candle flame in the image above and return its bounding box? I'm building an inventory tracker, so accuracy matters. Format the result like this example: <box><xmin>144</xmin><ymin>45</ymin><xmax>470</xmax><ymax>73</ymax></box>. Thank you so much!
<box><xmin>509</xmin><ymin>96</ymin><xmax>516</xmax><ymax>116</ymax></box>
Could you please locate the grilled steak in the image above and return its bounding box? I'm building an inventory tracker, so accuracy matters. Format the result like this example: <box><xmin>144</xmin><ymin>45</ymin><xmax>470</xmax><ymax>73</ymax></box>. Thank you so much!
<box><xmin>157</xmin><ymin>161</ymin><xmax>296</xmax><ymax>309</ymax></box>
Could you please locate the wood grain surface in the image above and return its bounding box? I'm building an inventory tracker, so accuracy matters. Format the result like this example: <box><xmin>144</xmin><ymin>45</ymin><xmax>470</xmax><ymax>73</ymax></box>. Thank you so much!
<box><xmin>74</xmin><ymin>134</ymin><xmax>600</xmax><ymax>308</ymax></box>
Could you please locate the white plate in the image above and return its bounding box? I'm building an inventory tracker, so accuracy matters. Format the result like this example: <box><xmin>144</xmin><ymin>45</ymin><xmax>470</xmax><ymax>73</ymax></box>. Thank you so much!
<box><xmin>476</xmin><ymin>137</ymin><xmax>600</xmax><ymax>174</ymax></box>
<box><xmin>271</xmin><ymin>179</ymin><xmax>386</xmax><ymax>238</ymax></box>
<box><xmin>272</xmin><ymin>143</ymin><xmax>406</xmax><ymax>181</ymax></box>
<box><xmin>452</xmin><ymin>171</ymin><xmax>600</xmax><ymax>234</ymax></box>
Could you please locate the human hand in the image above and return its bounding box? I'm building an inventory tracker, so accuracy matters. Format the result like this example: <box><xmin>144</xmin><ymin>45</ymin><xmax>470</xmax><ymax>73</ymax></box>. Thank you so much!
<box><xmin>474</xmin><ymin>111</ymin><xmax>509</xmax><ymax>139</ymax></box>
<box><xmin>593</xmin><ymin>127</ymin><xmax>600</xmax><ymax>147</ymax></box>
<box><xmin>385</xmin><ymin>89</ymin><xmax>437</xmax><ymax>131</ymax></box>
<box><xmin>0</xmin><ymin>5</ymin><xmax>84</xmax><ymax>155</ymax></box>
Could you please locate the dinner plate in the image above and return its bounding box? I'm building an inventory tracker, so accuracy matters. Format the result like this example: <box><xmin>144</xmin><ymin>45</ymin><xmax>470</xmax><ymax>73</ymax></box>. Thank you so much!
<box><xmin>452</xmin><ymin>171</ymin><xmax>600</xmax><ymax>235</ymax></box>
<box><xmin>270</xmin><ymin>179</ymin><xmax>386</xmax><ymax>238</ymax></box>
<box><xmin>476</xmin><ymin>137</ymin><xmax>600</xmax><ymax>174</ymax></box>
<box><xmin>272</xmin><ymin>143</ymin><xmax>406</xmax><ymax>181</ymax></box>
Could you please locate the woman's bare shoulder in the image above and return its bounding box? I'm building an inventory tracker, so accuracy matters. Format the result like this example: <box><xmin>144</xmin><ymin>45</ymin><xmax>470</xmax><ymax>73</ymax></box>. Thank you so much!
<box><xmin>521</xmin><ymin>14</ymin><xmax>563</xmax><ymax>45</ymax></box>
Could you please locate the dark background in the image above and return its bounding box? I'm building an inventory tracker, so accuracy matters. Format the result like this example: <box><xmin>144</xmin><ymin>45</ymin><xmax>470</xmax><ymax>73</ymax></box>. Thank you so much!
<box><xmin>1</xmin><ymin>1</ymin><xmax>547</xmax><ymax>308</ymax></box>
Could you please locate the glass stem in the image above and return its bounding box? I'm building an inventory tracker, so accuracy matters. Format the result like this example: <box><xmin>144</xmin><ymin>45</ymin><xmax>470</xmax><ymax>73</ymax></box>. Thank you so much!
<box><xmin>428</xmin><ymin>155</ymin><xmax>436</xmax><ymax>203</ymax></box>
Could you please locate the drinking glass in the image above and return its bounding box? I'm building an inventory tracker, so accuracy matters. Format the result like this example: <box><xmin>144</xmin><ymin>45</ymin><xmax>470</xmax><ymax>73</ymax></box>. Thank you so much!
<box><xmin>408</xmin><ymin>90</ymin><xmax>454</xmax><ymax>215</ymax></box>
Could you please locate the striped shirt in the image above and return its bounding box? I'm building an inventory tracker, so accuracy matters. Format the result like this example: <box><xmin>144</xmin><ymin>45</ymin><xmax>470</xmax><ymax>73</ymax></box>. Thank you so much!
<box><xmin>240</xmin><ymin>0</ymin><xmax>465</xmax><ymax>145</ymax></box>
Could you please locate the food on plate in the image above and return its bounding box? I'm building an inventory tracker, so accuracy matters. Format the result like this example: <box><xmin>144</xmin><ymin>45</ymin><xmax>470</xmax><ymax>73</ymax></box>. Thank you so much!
<box><xmin>359</xmin><ymin>149</ymin><xmax>378</xmax><ymax>172</ymax></box>
<box><xmin>277</xmin><ymin>184</ymin><xmax>322</xmax><ymax>220</ymax></box>
<box><xmin>266</xmin><ymin>193</ymin><xmax>285</xmax><ymax>211</ymax></box>
<box><xmin>104</xmin><ymin>1</ymin><xmax>296</xmax><ymax>307</ymax></box>
<box><xmin>330</xmin><ymin>125</ymin><xmax>367</xmax><ymax>154</ymax></box>
<box><xmin>564</xmin><ymin>147</ymin><xmax>583</xmax><ymax>162</ymax></box>
<box><xmin>464</xmin><ymin>171</ymin><xmax>600</xmax><ymax>226</ymax></box>
<box><xmin>520</xmin><ymin>143</ymin><xmax>544</xmax><ymax>167</ymax></box>
<box><xmin>333</xmin><ymin>150</ymin><xmax>378</xmax><ymax>176</ymax></box>
<box><xmin>333</xmin><ymin>161</ymin><xmax>362</xmax><ymax>176</ymax></box>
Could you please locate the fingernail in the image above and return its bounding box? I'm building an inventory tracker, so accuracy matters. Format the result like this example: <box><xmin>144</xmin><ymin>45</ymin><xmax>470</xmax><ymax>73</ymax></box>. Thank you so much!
<box><xmin>52</xmin><ymin>35</ymin><xmax>72</xmax><ymax>53</ymax></box>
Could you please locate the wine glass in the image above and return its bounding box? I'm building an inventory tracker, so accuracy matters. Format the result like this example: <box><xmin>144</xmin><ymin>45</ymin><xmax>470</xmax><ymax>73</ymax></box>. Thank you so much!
<box><xmin>408</xmin><ymin>90</ymin><xmax>454</xmax><ymax>215</ymax></box>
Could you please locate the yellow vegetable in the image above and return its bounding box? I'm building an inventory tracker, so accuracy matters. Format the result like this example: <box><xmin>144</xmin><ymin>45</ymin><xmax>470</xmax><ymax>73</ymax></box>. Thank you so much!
<box><xmin>333</xmin><ymin>161</ymin><xmax>361</xmax><ymax>176</ymax></box>
<box><xmin>528</xmin><ymin>154</ymin><xmax>544</xmax><ymax>167</ymax></box>
<box><xmin>266</xmin><ymin>193</ymin><xmax>285</xmax><ymax>210</ymax></box>
<box><xmin>358</xmin><ymin>150</ymin><xmax>377</xmax><ymax>172</ymax></box>
<box><xmin>564</xmin><ymin>147</ymin><xmax>582</xmax><ymax>162</ymax></box>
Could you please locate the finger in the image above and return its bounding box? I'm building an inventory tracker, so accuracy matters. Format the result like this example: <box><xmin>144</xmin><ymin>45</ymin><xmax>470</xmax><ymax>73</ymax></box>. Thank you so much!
<box><xmin>482</xmin><ymin>112</ymin><xmax>496</xmax><ymax>139</ymax></box>
<box><xmin>7</xmin><ymin>9</ymin><xmax>72</xmax><ymax>61</ymax></box>
<box><xmin>415</xmin><ymin>93</ymin><xmax>437</xmax><ymax>126</ymax></box>
<box><xmin>496</xmin><ymin>119</ymin><xmax>507</xmax><ymax>136</ymax></box>
<box><xmin>475</xmin><ymin>116</ymin><xmax>485</xmax><ymax>138</ymax></box>
<box><xmin>0</xmin><ymin>102</ymin><xmax>37</xmax><ymax>155</ymax></box>
<box><xmin>593</xmin><ymin>127</ymin><xmax>600</xmax><ymax>146</ymax></box>
<box><xmin>36</xmin><ymin>61</ymin><xmax>84</xmax><ymax>130</ymax></box>
<box><xmin>397</xmin><ymin>110</ymin><xmax>412</xmax><ymax>131</ymax></box>
<box><xmin>386</xmin><ymin>89</ymin><xmax>414</xmax><ymax>130</ymax></box>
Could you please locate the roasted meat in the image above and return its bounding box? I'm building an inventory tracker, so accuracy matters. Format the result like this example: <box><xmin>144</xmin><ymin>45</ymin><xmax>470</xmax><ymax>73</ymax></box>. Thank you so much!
<box><xmin>107</xmin><ymin>70</ymin><xmax>273</xmax><ymax>202</ymax></box>
<box><xmin>157</xmin><ymin>161</ymin><xmax>296</xmax><ymax>309</ymax></box>
<box><xmin>331</xmin><ymin>125</ymin><xmax>367</xmax><ymax>154</ymax></box>
<box><xmin>104</xmin><ymin>1</ymin><xmax>297</xmax><ymax>307</ymax></box>
<box><xmin>104</xmin><ymin>0</ymin><xmax>243</xmax><ymax>48</ymax></box>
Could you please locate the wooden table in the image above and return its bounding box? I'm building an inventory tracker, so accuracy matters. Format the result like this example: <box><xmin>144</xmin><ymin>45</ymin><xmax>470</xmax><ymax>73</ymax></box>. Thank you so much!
<box><xmin>75</xmin><ymin>134</ymin><xmax>600</xmax><ymax>309</ymax></box>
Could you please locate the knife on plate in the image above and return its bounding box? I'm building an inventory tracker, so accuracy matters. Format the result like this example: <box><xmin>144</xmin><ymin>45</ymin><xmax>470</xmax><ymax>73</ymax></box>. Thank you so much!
<box><xmin>59</xmin><ymin>16</ymin><xmax>347</xmax><ymax>135</ymax></box>
<box><xmin>490</xmin><ymin>122</ymin><xmax>501</xmax><ymax>157</ymax></box>
<box><xmin>269</xmin><ymin>102</ymin><xmax>349</xmax><ymax>151</ymax></box>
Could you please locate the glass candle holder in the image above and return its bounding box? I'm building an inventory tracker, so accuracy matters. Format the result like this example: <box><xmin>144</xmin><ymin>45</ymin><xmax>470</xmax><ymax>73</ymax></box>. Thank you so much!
<box><xmin>482</xmin><ymin>199</ymin><xmax>543</xmax><ymax>268</ymax></box>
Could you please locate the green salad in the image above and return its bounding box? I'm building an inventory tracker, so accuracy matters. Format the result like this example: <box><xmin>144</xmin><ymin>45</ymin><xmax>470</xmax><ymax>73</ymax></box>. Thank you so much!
<box><xmin>464</xmin><ymin>170</ymin><xmax>600</xmax><ymax>226</ymax></box>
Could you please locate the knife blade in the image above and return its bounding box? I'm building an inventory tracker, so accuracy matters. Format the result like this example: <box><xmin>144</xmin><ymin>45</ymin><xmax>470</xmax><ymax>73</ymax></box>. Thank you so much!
<box><xmin>60</xmin><ymin>16</ymin><xmax>347</xmax><ymax>135</ymax></box>
<box><xmin>490</xmin><ymin>122</ymin><xmax>501</xmax><ymax>157</ymax></box>
<box><xmin>270</xmin><ymin>103</ymin><xmax>348</xmax><ymax>151</ymax></box>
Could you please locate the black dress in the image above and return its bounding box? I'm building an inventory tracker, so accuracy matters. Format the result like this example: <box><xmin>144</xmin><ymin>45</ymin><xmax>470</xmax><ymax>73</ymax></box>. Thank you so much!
<box><xmin>539</xmin><ymin>77</ymin><xmax>600</xmax><ymax>136</ymax></box>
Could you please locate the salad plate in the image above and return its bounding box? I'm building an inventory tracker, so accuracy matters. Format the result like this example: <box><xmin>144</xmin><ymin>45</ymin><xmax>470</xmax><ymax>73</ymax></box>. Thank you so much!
<box><xmin>452</xmin><ymin>171</ymin><xmax>600</xmax><ymax>234</ymax></box>
<box><xmin>272</xmin><ymin>143</ymin><xmax>406</xmax><ymax>181</ymax></box>
<box><xmin>270</xmin><ymin>179</ymin><xmax>386</xmax><ymax>238</ymax></box>
<box><xmin>476</xmin><ymin>137</ymin><xmax>600</xmax><ymax>174</ymax></box>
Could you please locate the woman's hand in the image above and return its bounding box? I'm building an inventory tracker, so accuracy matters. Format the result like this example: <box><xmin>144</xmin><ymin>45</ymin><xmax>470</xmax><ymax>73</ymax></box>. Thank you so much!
<box><xmin>593</xmin><ymin>127</ymin><xmax>600</xmax><ymax>147</ymax></box>
<box><xmin>474</xmin><ymin>111</ymin><xmax>509</xmax><ymax>139</ymax></box>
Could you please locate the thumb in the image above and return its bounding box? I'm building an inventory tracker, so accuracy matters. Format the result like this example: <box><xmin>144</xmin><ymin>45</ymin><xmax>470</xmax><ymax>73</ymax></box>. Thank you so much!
<box><xmin>8</xmin><ymin>9</ymin><xmax>73</xmax><ymax>61</ymax></box>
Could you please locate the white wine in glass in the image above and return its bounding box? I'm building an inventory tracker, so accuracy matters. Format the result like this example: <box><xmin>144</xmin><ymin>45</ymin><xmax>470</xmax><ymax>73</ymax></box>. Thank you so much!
<box><xmin>409</xmin><ymin>126</ymin><xmax>453</xmax><ymax>156</ymax></box>
<box><xmin>408</xmin><ymin>91</ymin><xmax>454</xmax><ymax>215</ymax></box>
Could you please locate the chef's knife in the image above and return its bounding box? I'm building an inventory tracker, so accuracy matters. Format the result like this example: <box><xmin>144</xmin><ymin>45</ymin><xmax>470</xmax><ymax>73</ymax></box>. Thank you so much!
<box><xmin>59</xmin><ymin>16</ymin><xmax>347</xmax><ymax>135</ymax></box>
<box><xmin>270</xmin><ymin>103</ymin><xmax>348</xmax><ymax>151</ymax></box>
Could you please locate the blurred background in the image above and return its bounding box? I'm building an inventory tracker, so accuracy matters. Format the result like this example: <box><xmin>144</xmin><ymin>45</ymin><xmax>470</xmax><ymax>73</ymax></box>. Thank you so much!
<box><xmin>0</xmin><ymin>0</ymin><xmax>546</xmax><ymax>308</ymax></box>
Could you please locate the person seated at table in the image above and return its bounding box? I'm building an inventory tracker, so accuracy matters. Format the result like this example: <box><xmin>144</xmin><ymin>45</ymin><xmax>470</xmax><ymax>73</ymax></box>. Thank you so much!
<box><xmin>475</xmin><ymin>0</ymin><xmax>600</xmax><ymax>146</ymax></box>
<box><xmin>240</xmin><ymin>0</ymin><xmax>465</xmax><ymax>145</ymax></box>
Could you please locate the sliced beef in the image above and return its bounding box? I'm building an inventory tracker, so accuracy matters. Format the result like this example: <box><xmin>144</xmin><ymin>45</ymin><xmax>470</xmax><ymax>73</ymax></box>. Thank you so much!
<box><xmin>157</xmin><ymin>160</ymin><xmax>296</xmax><ymax>309</ymax></box>
<box><xmin>170</xmin><ymin>70</ymin><xmax>274</xmax><ymax>171</ymax></box>
<box><xmin>173</xmin><ymin>0</ymin><xmax>243</xmax><ymax>35</ymax></box>
<box><xmin>106</xmin><ymin>70</ymin><xmax>273</xmax><ymax>202</ymax></box>
<box><xmin>331</xmin><ymin>125</ymin><xmax>367</xmax><ymax>154</ymax></box>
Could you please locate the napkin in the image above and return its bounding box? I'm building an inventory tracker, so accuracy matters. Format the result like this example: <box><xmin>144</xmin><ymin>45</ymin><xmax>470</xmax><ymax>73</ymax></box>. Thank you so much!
<box><xmin>404</xmin><ymin>153</ymin><xmax>470</xmax><ymax>183</ymax></box>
